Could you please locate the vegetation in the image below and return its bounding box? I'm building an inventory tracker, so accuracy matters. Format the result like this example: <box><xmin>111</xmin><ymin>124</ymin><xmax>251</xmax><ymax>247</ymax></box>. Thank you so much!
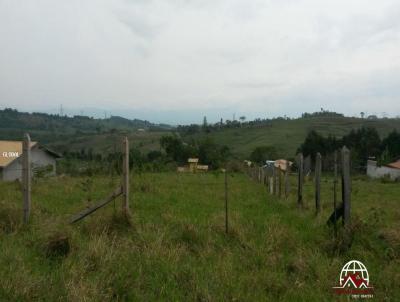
<box><xmin>1</xmin><ymin>108</ymin><xmax>399</xmax><ymax>300</ymax></box>
<box><xmin>0</xmin><ymin>173</ymin><xmax>399</xmax><ymax>301</ymax></box>
<box><xmin>180</xmin><ymin>115</ymin><xmax>400</xmax><ymax>160</ymax></box>
<box><xmin>0</xmin><ymin>108</ymin><xmax>172</xmax><ymax>156</ymax></box>
<box><xmin>250</xmin><ymin>146</ymin><xmax>278</xmax><ymax>165</ymax></box>
<box><xmin>298</xmin><ymin>128</ymin><xmax>400</xmax><ymax>171</ymax></box>
<box><xmin>2</xmin><ymin>108</ymin><xmax>400</xmax><ymax>163</ymax></box>
<box><xmin>160</xmin><ymin>135</ymin><xmax>230</xmax><ymax>169</ymax></box>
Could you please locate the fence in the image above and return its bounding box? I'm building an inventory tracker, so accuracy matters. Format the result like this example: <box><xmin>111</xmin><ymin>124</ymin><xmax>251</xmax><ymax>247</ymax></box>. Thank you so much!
<box><xmin>19</xmin><ymin>133</ymin><xmax>132</xmax><ymax>224</ymax></box>
<box><xmin>245</xmin><ymin>146</ymin><xmax>352</xmax><ymax>233</ymax></box>
<box><xmin>16</xmin><ymin>133</ymin><xmax>351</xmax><ymax>242</ymax></box>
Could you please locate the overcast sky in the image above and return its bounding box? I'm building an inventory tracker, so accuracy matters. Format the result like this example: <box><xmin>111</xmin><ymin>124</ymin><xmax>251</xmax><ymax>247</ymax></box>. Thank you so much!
<box><xmin>0</xmin><ymin>0</ymin><xmax>399</xmax><ymax>124</ymax></box>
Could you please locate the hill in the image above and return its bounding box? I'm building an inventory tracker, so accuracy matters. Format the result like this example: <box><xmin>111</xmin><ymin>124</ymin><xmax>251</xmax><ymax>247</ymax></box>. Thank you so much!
<box><xmin>1</xmin><ymin>109</ymin><xmax>400</xmax><ymax>160</ymax></box>
<box><xmin>0</xmin><ymin>108</ymin><xmax>173</xmax><ymax>154</ymax></box>
<box><xmin>182</xmin><ymin>116</ymin><xmax>400</xmax><ymax>159</ymax></box>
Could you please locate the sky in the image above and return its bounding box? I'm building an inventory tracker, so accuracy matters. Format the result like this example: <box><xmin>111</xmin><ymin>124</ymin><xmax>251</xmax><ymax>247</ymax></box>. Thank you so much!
<box><xmin>0</xmin><ymin>0</ymin><xmax>399</xmax><ymax>124</ymax></box>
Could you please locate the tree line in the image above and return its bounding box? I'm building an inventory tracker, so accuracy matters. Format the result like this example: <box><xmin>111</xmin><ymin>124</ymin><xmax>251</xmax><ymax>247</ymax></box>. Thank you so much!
<box><xmin>297</xmin><ymin>128</ymin><xmax>400</xmax><ymax>171</ymax></box>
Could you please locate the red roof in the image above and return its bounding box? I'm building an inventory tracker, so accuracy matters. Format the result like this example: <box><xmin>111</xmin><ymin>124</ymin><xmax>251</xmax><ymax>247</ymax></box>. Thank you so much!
<box><xmin>386</xmin><ymin>160</ymin><xmax>400</xmax><ymax>169</ymax></box>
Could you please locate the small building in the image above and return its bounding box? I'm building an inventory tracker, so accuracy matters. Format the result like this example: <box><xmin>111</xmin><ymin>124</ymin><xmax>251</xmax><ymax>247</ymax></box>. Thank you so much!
<box><xmin>274</xmin><ymin>159</ymin><xmax>293</xmax><ymax>171</ymax></box>
<box><xmin>177</xmin><ymin>158</ymin><xmax>208</xmax><ymax>173</ymax></box>
<box><xmin>367</xmin><ymin>159</ymin><xmax>400</xmax><ymax>180</ymax></box>
<box><xmin>243</xmin><ymin>160</ymin><xmax>252</xmax><ymax>167</ymax></box>
<box><xmin>196</xmin><ymin>165</ymin><xmax>209</xmax><ymax>172</ymax></box>
<box><xmin>188</xmin><ymin>158</ymin><xmax>199</xmax><ymax>172</ymax></box>
<box><xmin>0</xmin><ymin>140</ymin><xmax>61</xmax><ymax>181</ymax></box>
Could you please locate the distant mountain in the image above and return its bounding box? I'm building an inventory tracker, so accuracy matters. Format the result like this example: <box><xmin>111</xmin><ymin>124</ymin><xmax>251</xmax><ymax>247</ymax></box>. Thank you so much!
<box><xmin>0</xmin><ymin>108</ymin><xmax>173</xmax><ymax>141</ymax></box>
<box><xmin>0</xmin><ymin>108</ymin><xmax>175</xmax><ymax>156</ymax></box>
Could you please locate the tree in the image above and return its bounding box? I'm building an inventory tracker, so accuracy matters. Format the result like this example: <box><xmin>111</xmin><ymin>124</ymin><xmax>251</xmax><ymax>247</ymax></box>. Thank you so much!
<box><xmin>298</xmin><ymin>131</ymin><xmax>338</xmax><ymax>160</ymax></box>
<box><xmin>197</xmin><ymin>137</ymin><xmax>230</xmax><ymax>168</ymax></box>
<box><xmin>147</xmin><ymin>150</ymin><xmax>163</xmax><ymax>162</ymax></box>
<box><xmin>239</xmin><ymin>116</ymin><xmax>246</xmax><ymax>123</ymax></box>
<box><xmin>203</xmin><ymin>116</ymin><xmax>207</xmax><ymax>127</ymax></box>
<box><xmin>381</xmin><ymin>130</ymin><xmax>400</xmax><ymax>162</ymax></box>
<box><xmin>160</xmin><ymin>135</ymin><xmax>193</xmax><ymax>164</ymax></box>
<box><xmin>342</xmin><ymin>127</ymin><xmax>381</xmax><ymax>167</ymax></box>
<box><xmin>250</xmin><ymin>146</ymin><xmax>278</xmax><ymax>165</ymax></box>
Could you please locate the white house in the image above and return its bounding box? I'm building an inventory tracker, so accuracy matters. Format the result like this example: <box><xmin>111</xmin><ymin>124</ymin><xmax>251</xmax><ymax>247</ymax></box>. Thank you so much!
<box><xmin>0</xmin><ymin>140</ymin><xmax>61</xmax><ymax>181</ymax></box>
<box><xmin>367</xmin><ymin>159</ymin><xmax>400</xmax><ymax>180</ymax></box>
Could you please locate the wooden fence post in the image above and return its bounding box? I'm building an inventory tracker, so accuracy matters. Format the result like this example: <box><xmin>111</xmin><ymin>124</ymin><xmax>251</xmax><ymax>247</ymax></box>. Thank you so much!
<box><xmin>278</xmin><ymin>168</ymin><xmax>282</xmax><ymax>198</ymax></box>
<box><xmin>315</xmin><ymin>152</ymin><xmax>322</xmax><ymax>214</ymax></box>
<box><xmin>297</xmin><ymin>153</ymin><xmax>304</xmax><ymax>207</ymax></box>
<box><xmin>272</xmin><ymin>167</ymin><xmax>276</xmax><ymax>195</ymax></box>
<box><xmin>285</xmin><ymin>162</ymin><xmax>290</xmax><ymax>198</ymax></box>
<box><xmin>333</xmin><ymin>150</ymin><xmax>338</xmax><ymax>236</ymax></box>
<box><xmin>261</xmin><ymin>167</ymin><xmax>264</xmax><ymax>184</ymax></box>
<box><xmin>341</xmin><ymin>146</ymin><xmax>351</xmax><ymax>226</ymax></box>
<box><xmin>122</xmin><ymin>137</ymin><xmax>130</xmax><ymax>216</ymax></box>
<box><xmin>22</xmin><ymin>133</ymin><xmax>31</xmax><ymax>224</ymax></box>
<box><xmin>224</xmin><ymin>169</ymin><xmax>228</xmax><ymax>234</ymax></box>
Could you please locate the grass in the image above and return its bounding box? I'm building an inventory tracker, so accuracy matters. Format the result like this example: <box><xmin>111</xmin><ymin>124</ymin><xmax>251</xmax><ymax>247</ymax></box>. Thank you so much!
<box><xmin>0</xmin><ymin>172</ymin><xmax>399</xmax><ymax>301</ymax></box>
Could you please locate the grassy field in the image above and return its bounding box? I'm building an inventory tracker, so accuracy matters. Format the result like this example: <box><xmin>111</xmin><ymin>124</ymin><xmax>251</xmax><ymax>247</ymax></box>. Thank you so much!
<box><xmin>0</xmin><ymin>172</ymin><xmax>399</xmax><ymax>301</ymax></box>
<box><xmin>186</xmin><ymin>116</ymin><xmax>400</xmax><ymax>158</ymax></box>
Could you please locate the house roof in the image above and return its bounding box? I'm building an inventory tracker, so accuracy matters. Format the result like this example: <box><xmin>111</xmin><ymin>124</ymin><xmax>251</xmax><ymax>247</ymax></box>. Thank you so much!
<box><xmin>274</xmin><ymin>159</ymin><xmax>293</xmax><ymax>171</ymax></box>
<box><xmin>188</xmin><ymin>158</ymin><xmax>199</xmax><ymax>163</ymax></box>
<box><xmin>386</xmin><ymin>160</ymin><xmax>400</xmax><ymax>170</ymax></box>
<box><xmin>0</xmin><ymin>140</ymin><xmax>61</xmax><ymax>168</ymax></box>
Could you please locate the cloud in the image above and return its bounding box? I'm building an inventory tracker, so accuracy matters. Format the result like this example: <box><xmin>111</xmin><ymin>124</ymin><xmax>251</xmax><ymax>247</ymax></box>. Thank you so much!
<box><xmin>0</xmin><ymin>0</ymin><xmax>399</xmax><ymax>122</ymax></box>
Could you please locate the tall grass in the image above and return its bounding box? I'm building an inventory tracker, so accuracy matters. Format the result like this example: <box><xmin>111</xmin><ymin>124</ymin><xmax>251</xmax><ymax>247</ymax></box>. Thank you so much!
<box><xmin>0</xmin><ymin>172</ymin><xmax>399</xmax><ymax>301</ymax></box>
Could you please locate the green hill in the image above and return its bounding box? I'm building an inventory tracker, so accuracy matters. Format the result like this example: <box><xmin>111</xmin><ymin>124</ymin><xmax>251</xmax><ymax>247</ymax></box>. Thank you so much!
<box><xmin>183</xmin><ymin>116</ymin><xmax>400</xmax><ymax>159</ymax></box>
<box><xmin>0</xmin><ymin>108</ymin><xmax>172</xmax><ymax>154</ymax></box>
<box><xmin>1</xmin><ymin>109</ymin><xmax>400</xmax><ymax>159</ymax></box>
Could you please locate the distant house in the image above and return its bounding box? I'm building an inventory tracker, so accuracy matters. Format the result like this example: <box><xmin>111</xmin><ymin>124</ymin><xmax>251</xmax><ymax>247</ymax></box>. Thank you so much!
<box><xmin>188</xmin><ymin>158</ymin><xmax>199</xmax><ymax>172</ymax></box>
<box><xmin>196</xmin><ymin>165</ymin><xmax>209</xmax><ymax>172</ymax></box>
<box><xmin>367</xmin><ymin>159</ymin><xmax>400</xmax><ymax>180</ymax></box>
<box><xmin>177</xmin><ymin>158</ymin><xmax>208</xmax><ymax>173</ymax></box>
<box><xmin>0</xmin><ymin>141</ymin><xmax>61</xmax><ymax>181</ymax></box>
<box><xmin>263</xmin><ymin>159</ymin><xmax>292</xmax><ymax>171</ymax></box>
<box><xmin>243</xmin><ymin>160</ymin><xmax>252</xmax><ymax>167</ymax></box>
<box><xmin>274</xmin><ymin>159</ymin><xmax>293</xmax><ymax>171</ymax></box>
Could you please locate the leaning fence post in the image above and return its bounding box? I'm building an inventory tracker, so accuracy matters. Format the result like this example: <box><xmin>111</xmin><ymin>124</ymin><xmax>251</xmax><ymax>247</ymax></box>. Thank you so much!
<box><xmin>315</xmin><ymin>152</ymin><xmax>322</xmax><ymax>214</ymax></box>
<box><xmin>22</xmin><ymin>133</ymin><xmax>31</xmax><ymax>224</ymax></box>
<box><xmin>122</xmin><ymin>137</ymin><xmax>130</xmax><ymax>216</ymax></box>
<box><xmin>341</xmin><ymin>146</ymin><xmax>351</xmax><ymax>226</ymax></box>
<box><xmin>297</xmin><ymin>153</ymin><xmax>304</xmax><ymax>207</ymax></box>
